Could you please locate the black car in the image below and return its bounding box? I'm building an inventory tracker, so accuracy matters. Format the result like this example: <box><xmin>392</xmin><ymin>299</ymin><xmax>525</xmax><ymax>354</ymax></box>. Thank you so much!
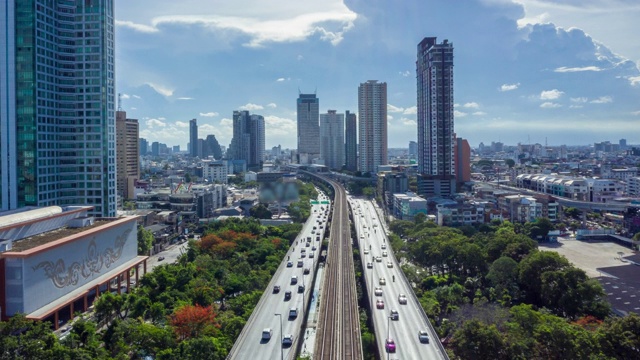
<box><xmin>284</xmin><ymin>291</ymin><xmax>292</xmax><ymax>301</ymax></box>
<box><xmin>273</xmin><ymin>285</ymin><xmax>281</xmax><ymax>293</ymax></box>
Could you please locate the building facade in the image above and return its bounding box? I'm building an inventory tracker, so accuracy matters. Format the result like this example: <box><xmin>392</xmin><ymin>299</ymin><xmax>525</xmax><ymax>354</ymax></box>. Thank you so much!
<box><xmin>358</xmin><ymin>80</ymin><xmax>388</xmax><ymax>173</ymax></box>
<box><xmin>189</xmin><ymin>119</ymin><xmax>198</xmax><ymax>157</ymax></box>
<box><xmin>455</xmin><ymin>138</ymin><xmax>471</xmax><ymax>185</ymax></box>
<box><xmin>1</xmin><ymin>1</ymin><xmax>116</xmax><ymax>216</ymax></box>
<box><xmin>297</xmin><ymin>93</ymin><xmax>320</xmax><ymax>164</ymax></box>
<box><xmin>116</xmin><ymin>111</ymin><xmax>140</xmax><ymax>200</ymax></box>
<box><xmin>140</xmin><ymin>138</ymin><xmax>149</xmax><ymax>156</ymax></box>
<box><xmin>345</xmin><ymin>110</ymin><xmax>358</xmax><ymax>171</ymax></box>
<box><xmin>228</xmin><ymin>111</ymin><xmax>264</xmax><ymax>169</ymax></box>
<box><xmin>392</xmin><ymin>192</ymin><xmax>428</xmax><ymax>221</ymax></box>
<box><xmin>202</xmin><ymin>161</ymin><xmax>228</xmax><ymax>184</ymax></box>
<box><xmin>320</xmin><ymin>110</ymin><xmax>345</xmax><ymax>170</ymax></box>
<box><xmin>416</xmin><ymin>37</ymin><xmax>455</xmax><ymax>196</ymax></box>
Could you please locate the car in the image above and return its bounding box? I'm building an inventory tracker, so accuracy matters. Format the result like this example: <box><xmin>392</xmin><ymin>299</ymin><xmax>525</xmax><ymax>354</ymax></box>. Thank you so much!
<box><xmin>282</xmin><ymin>334</ymin><xmax>294</xmax><ymax>347</ymax></box>
<box><xmin>301</xmin><ymin>252</ymin><xmax>306</xmax><ymax>258</ymax></box>
<box><xmin>262</xmin><ymin>328</ymin><xmax>273</xmax><ymax>340</ymax></box>
<box><xmin>381</xmin><ymin>243</ymin><xmax>386</xmax><ymax>250</ymax></box>
<box><xmin>291</xmin><ymin>276</ymin><xmax>298</xmax><ymax>285</ymax></box>
<box><xmin>379</xmin><ymin>277</ymin><xmax>386</xmax><ymax>285</ymax></box>
<box><xmin>316</xmin><ymin>236</ymin><xmax>320</xmax><ymax>241</ymax></box>
<box><xmin>364</xmin><ymin>249</ymin><xmax>369</xmax><ymax>254</ymax></box>
<box><xmin>287</xmin><ymin>261</ymin><xmax>293</xmax><ymax>267</ymax></box>
<box><xmin>376</xmin><ymin>299</ymin><xmax>385</xmax><ymax>309</ymax></box>
<box><xmin>311</xmin><ymin>230</ymin><xmax>315</xmax><ymax>234</ymax></box>
<box><xmin>312</xmin><ymin>245</ymin><xmax>317</xmax><ymax>251</ymax></box>
<box><xmin>288</xmin><ymin>307</ymin><xmax>298</xmax><ymax>319</ymax></box>
<box><xmin>387</xmin><ymin>261</ymin><xmax>393</xmax><ymax>268</ymax></box>
<box><xmin>398</xmin><ymin>293</ymin><xmax>407</xmax><ymax>304</ymax></box>
<box><xmin>374</xmin><ymin>287</ymin><xmax>383</xmax><ymax>296</ymax></box>
<box><xmin>306</xmin><ymin>242</ymin><xmax>310</xmax><ymax>247</ymax></box>
<box><xmin>273</xmin><ymin>285</ymin><xmax>281</xmax><ymax>293</ymax></box>
<box><xmin>418</xmin><ymin>330</ymin><xmax>430</xmax><ymax>343</ymax></box>
<box><xmin>303</xmin><ymin>268</ymin><xmax>310</xmax><ymax>274</ymax></box>
<box><xmin>313</xmin><ymin>226</ymin><xmax>317</xmax><ymax>230</ymax></box>
<box><xmin>158</xmin><ymin>256</ymin><xmax>165</xmax><ymax>261</ymax></box>
<box><xmin>298</xmin><ymin>284</ymin><xmax>305</xmax><ymax>293</ymax></box>
<box><xmin>284</xmin><ymin>290</ymin><xmax>292</xmax><ymax>300</ymax></box>
<box><xmin>390</xmin><ymin>309</ymin><xmax>399</xmax><ymax>320</ymax></box>
<box><xmin>385</xmin><ymin>338</ymin><xmax>396</xmax><ymax>353</ymax></box>
<box><xmin>366</xmin><ymin>262</ymin><xmax>373</xmax><ymax>269</ymax></box>
<box><xmin>376</xmin><ymin>256</ymin><xmax>382</xmax><ymax>263</ymax></box>
<box><xmin>297</xmin><ymin>260</ymin><xmax>303</xmax><ymax>267</ymax></box>
<box><xmin>309</xmin><ymin>252</ymin><xmax>315</xmax><ymax>258</ymax></box>
<box><xmin>382</xmin><ymin>251</ymin><xmax>388</xmax><ymax>257</ymax></box>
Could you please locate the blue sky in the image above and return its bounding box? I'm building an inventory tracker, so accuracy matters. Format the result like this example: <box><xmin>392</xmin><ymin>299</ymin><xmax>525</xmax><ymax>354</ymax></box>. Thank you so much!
<box><xmin>115</xmin><ymin>0</ymin><xmax>640</xmax><ymax>149</ymax></box>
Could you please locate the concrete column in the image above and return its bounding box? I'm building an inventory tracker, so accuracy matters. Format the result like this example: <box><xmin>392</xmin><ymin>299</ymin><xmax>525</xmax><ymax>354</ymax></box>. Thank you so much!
<box><xmin>54</xmin><ymin>311</ymin><xmax>59</xmax><ymax>330</ymax></box>
<box><xmin>70</xmin><ymin>302</ymin><xmax>74</xmax><ymax>319</ymax></box>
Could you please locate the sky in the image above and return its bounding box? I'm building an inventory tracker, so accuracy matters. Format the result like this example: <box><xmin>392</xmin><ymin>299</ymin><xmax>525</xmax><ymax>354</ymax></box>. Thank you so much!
<box><xmin>115</xmin><ymin>0</ymin><xmax>640</xmax><ymax>150</ymax></box>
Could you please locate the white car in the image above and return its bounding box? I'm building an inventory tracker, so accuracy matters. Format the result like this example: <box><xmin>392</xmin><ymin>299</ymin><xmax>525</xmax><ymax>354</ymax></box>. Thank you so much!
<box><xmin>367</xmin><ymin>262</ymin><xmax>373</xmax><ymax>269</ymax></box>
<box><xmin>398</xmin><ymin>293</ymin><xmax>407</xmax><ymax>304</ymax></box>
<box><xmin>387</xmin><ymin>261</ymin><xmax>393</xmax><ymax>268</ymax></box>
<box><xmin>374</xmin><ymin>287</ymin><xmax>383</xmax><ymax>296</ymax></box>
<box><xmin>364</xmin><ymin>249</ymin><xmax>369</xmax><ymax>254</ymax></box>
<box><xmin>379</xmin><ymin>277</ymin><xmax>386</xmax><ymax>285</ymax></box>
<box><xmin>381</xmin><ymin>244</ymin><xmax>386</xmax><ymax>250</ymax></box>
<box><xmin>418</xmin><ymin>330</ymin><xmax>430</xmax><ymax>343</ymax></box>
<box><xmin>382</xmin><ymin>251</ymin><xmax>388</xmax><ymax>257</ymax></box>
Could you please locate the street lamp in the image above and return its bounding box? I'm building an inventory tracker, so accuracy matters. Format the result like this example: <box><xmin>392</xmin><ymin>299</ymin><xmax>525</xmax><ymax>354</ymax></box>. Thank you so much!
<box><xmin>387</xmin><ymin>315</ymin><xmax>393</xmax><ymax>360</ymax></box>
<box><xmin>274</xmin><ymin>313</ymin><xmax>283</xmax><ymax>360</ymax></box>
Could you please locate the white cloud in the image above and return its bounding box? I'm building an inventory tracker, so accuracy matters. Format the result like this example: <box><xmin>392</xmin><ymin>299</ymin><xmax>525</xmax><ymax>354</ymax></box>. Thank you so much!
<box><xmin>239</xmin><ymin>103</ymin><xmax>264</xmax><ymax>111</ymax></box>
<box><xmin>146</xmin><ymin>82</ymin><xmax>174</xmax><ymax>97</ymax></box>
<box><xmin>500</xmin><ymin>83</ymin><xmax>520</xmax><ymax>92</ymax></box>
<box><xmin>630</xmin><ymin>76</ymin><xmax>640</xmax><ymax>86</ymax></box>
<box><xmin>131</xmin><ymin>107</ymin><xmax>137</xmax><ymax>110</ymax></box>
<box><xmin>454</xmin><ymin>110</ymin><xmax>467</xmax><ymax>118</ymax></box>
<box><xmin>387</xmin><ymin>104</ymin><xmax>404</xmax><ymax>113</ymax></box>
<box><xmin>554</xmin><ymin>66</ymin><xmax>602</xmax><ymax>73</ymax></box>
<box><xmin>399</xmin><ymin>70</ymin><xmax>411</xmax><ymax>77</ymax></box>
<box><xmin>387</xmin><ymin>115</ymin><xmax>393</xmax><ymax>121</ymax></box>
<box><xmin>199</xmin><ymin>112</ymin><xmax>219</xmax><ymax>117</ymax></box>
<box><xmin>473</xmin><ymin>111</ymin><xmax>487</xmax><ymax>116</ymax></box>
<box><xmin>276</xmin><ymin>77</ymin><xmax>290</xmax><ymax>82</ymax></box>
<box><xmin>540</xmin><ymin>89</ymin><xmax>564</xmax><ymax>100</ymax></box>
<box><xmin>297</xmin><ymin>55</ymin><xmax>304</xmax><ymax>61</ymax></box>
<box><xmin>120</xmin><ymin>93</ymin><xmax>131</xmax><ymax>100</ymax></box>
<box><xmin>132</xmin><ymin>95</ymin><xmax>141</xmax><ymax>99</ymax></box>
<box><xmin>590</xmin><ymin>96</ymin><xmax>613</xmax><ymax>104</ymax></box>
<box><xmin>403</xmin><ymin>106</ymin><xmax>417</xmax><ymax>115</ymax></box>
<box><xmin>157</xmin><ymin>117</ymin><xmax>166</xmax><ymax>121</ymax></box>
<box><xmin>463</xmin><ymin>102</ymin><xmax>480</xmax><ymax>109</ymax></box>
<box><xmin>267</xmin><ymin>103</ymin><xmax>277</xmax><ymax>108</ymax></box>
<box><xmin>401</xmin><ymin>118</ymin><xmax>417</xmax><ymax>126</ymax></box>
<box><xmin>123</xmin><ymin>3</ymin><xmax>357</xmax><ymax>47</ymax></box>
<box><xmin>146</xmin><ymin>118</ymin><xmax>167</xmax><ymax>128</ymax></box>
<box><xmin>177</xmin><ymin>97</ymin><xmax>194</xmax><ymax>100</ymax></box>
<box><xmin>453</xmin><ymin>103</ymin><xmax>460</xmax><ymax>108</ymax></box>
<box><xmin>571</xmin><ymin>97</ymin><xmax>588</xmax><ymax>103</ymax></box>
<box><xmin>115</xmin><ymin>20</ymin><xmax>159</xmax><ymax>33</ymax></box>
<box><xmin>569</xmin><ymin>105</ymin><xmax>583</xmax><ymax>109</ymax></box>
<box><xmin>540</xmin><ymin>102</ymin><xmax>562</xmax><ymax>108</ymax></box>
<box><xmin>632</xmin><ymin>111</ymin><xmax>640</xmax><ymax>116</ymax></box>
<box><xmin>264</xmin><ymin>115</ymin><xmax>296</xmax><ymax>136</ymax></box>
<box><xmin>175</xmin><ymin>121</ymin><xmax>189</xmax><ymax>128</ymax></box>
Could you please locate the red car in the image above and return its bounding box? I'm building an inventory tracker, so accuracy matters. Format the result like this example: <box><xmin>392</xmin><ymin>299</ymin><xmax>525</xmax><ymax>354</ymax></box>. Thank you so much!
<box><xmin>376</xmin><ymin>299</ymin><xmax>385</xmax><ymax>309</ymax></box>
<box><xmin>385</xmin><ymin>338</ymin><xmax>396</xmax><ymax>353</ymax></box>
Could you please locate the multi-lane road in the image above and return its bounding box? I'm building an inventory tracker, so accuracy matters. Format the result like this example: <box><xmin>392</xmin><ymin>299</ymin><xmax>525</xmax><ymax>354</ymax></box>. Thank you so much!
<box><xmin>227</xmin><ymin>194</ymin><xmax>330</xmax><ymax>360</ymax></box>
<box><xmin>352</xmin><ymin>198</ymin><xmax>448</xmax><ymax>360</ymax></box>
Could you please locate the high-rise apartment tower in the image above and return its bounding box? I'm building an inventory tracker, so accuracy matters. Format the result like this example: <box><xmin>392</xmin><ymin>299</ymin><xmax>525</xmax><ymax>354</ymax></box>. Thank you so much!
<box><xmin>296</xmin><ymin>93</ymin><xmax>320</xmax><ymax>164</ymax></box>
<box><xmin>189</xmin><ymin>119</ymin><xmax>198</xmax><ymax>157</ymax></box>
<box><xmin>116</xmin><ymin>111</ymin><xmax>140</xmax><ymax>200</ymax></box>
<box><xmin>0</xmin><ymin>1</ymin><xmax>116</xmax><ymax>216</ymax></box>
<box><xmin>358</xmin><ymin>80</ymin><xmax>387</xmax><ymax>173</ymax></box>
<box><xmin>345</xmin><ymin>111</ymin><xmax>358</xmax><ymax>171</ymax></box>
<box><xmin>320</xmin><ymin>110</ymin><xmax>345</xmax><ymax>170</ymax></box>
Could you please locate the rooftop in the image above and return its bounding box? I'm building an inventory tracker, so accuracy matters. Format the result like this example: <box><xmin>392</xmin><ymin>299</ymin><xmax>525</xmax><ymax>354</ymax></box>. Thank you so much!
<box><xmin>10</xmin><ymin>220</ymin><xmax>112</xmax><ymax>253</ymax></box>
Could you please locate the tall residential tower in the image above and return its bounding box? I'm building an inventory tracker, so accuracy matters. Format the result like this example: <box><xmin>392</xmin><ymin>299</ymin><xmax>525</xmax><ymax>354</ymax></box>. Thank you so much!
<box><xmin>416</xmin><ymin>37</ymin><xmax>455</xmax><ymax>196</ymax></box>
<box><xmin>1</xmin><ymin>1</ymin><xmax>116</xmax><ymax>216</ymax></box>
<box><xmin>296</xmin><ymin>93</ymin><xmax>320</xmax><ymax>164</ymax></box>
<box><xmin>116</xmin><ymin>111</ymin><xmax>140</xmax><ymax>201</ymax></box>
<box><xmin>345</xmin><ymin>110</ymin><xmax>358</xmax><ymax>171</ymax></box>
<box><xmin>358</xmin><ymin>80</ymin><xmax>387</xmax><ymax>173</ymax></box>
<box><xmin>229</xmin><ymin>110</ymin><xmax>264</xmax><ymax>169</ymax></box>
<box><xmin>320</xmin><ymin>110</ymin><xmax>345</xmax><ymax>170</ymax></box>
<box><xmin>189</xmin><ymin>119</ymin><xmax>198</xmax><ymax>157</ymax></box>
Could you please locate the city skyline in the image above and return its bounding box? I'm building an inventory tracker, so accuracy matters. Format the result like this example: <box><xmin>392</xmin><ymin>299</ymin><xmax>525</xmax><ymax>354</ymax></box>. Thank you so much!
<box><xmin>115</xmin><ymin>0</ymin><xmax>640</xmax><ymax>149</ymax></box>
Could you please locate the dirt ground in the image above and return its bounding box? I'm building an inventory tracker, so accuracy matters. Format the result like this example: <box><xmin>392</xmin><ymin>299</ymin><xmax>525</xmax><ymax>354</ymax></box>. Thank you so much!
<box><xmin>539</xmin><ymin>237</ymin><xmax>635</xmax><ymax>278</ymax></box>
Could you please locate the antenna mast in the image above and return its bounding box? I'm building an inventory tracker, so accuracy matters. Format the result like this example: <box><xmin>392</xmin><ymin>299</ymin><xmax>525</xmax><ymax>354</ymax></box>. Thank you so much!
<box><xmin>117</xmin><ymin>93</ymin><xmax>123</xmax><ymax>111</ymax></box>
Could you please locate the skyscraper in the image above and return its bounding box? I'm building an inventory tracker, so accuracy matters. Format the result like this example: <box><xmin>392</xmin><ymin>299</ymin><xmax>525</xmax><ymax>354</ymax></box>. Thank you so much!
<box><xmin>296</xmin><ymin>93</ymin><xmax>320</xmax><ymax>164</ymax></box>
<box><xmin>320</xmin><ymin>110</ymin><xmax>345</xmax><ymax>170</ymax></box>
<box><xmin>358</xmin><ymin>80</ymin><xmax>387</xmax><ymax>173</ymax></box>
<box><xmin>1</xmin><ymin>1</ymin><xmax>116</xmax><ymax>216</ymax></box>
<box><xmin>409</xmin><ymin>141</ymin><xmax>418</xmax><ymax>158</ymax></box>
<box><xmin>416</xmin><ymin>37</ymin><xmax>455</xmax><ymax>196</ymax></box>
<box><xmin>229</xmin><ymin>111</ymin><xmax>264</xmax><ymax>169</ymax></box>
<box><xmin>345</xmin><ymin>111</ymin><xmax>358</xmax><ymax>171</ymax></box>
<box><xmin>189</xmin><ymin>119</ymin><xmax>198</xmax><ymax>157</ymax></box>
<box><xmin>116</xmin><ymin>111</ymin><xmax>140</xmax><ymax>200</ymax></box>
<box><xmin>140</xmin><ymin>138</ymin><xmax>149</xmax><ymax>156</ymax></box>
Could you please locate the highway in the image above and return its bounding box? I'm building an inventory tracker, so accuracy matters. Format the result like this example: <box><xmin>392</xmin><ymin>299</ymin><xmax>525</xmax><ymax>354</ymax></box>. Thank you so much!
<box><xmin>351</xmin><ymin>198</ymin><xmax>449</xmax><ymax>360</ymax></box>
<box><xmin>227</xmin><ymin>194</ymin><xmax>330</xmax><ymax>360</ymax></box>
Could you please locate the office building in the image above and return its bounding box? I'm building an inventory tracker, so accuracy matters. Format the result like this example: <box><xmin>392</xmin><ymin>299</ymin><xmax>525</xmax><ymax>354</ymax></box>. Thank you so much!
<box><xmin>409</xmin><ymin>141</ymin><xmax>418</xmax><ymax>158</ymax></box>
<box><xmin>320</xmin><ymin>110</ymin><xmax>345</xmax><ymax>170</ymax></box>
<box><xmin>189</xmin><ymin>119</ymin><xmax>198</xmax><ymax>157</ymax></box>
<box><xmin>116</xmin><ymin>111</ymin><xmax>140</xmax><ymax>200</ymax></box>
<box><xmin>204</xmin><ymin>135</ymin><xmax>223</xmax><ymax>159</ymax></box>
<box><xmin>455</xmin><ymin>138</ymin><xmax>471</xmax><ymax>185</ymax></box>
<box><xmin>358</xmin><ymin>80</ymin><xmax>388</xmax><ymax>173</ymax></box>
<box><xmin>297</xmin><ymin>93</ymin><xmax>320</xmax><ymax>164</ymax></box>
<box><xmin>345</xmin><ymin>111</ymin><xmax>358</xmax><ymax>171</ymax></box>
<box><xmin>0</xmin><ymin>1</ymin><xmax>116</xmax><ymax>216</ymax></box>
<box><xmin>416</xmin><ymin>37</ymin><xmax>455</xmax><ymax>197</ymax></box>
<box><xmin>140</xmin><ymin>138</ymin><xmax>149</xmax><ymax>156</ymax></box>
<box><xmin>229</xmin><ymin>111</ymin><xmax>264</xmax><ymax>169</ymax></box>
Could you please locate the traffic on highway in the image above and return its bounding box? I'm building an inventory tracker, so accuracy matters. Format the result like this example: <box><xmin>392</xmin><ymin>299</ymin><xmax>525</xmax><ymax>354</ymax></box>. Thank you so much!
<box><xmin>351</xmin><ymin>198</ymin><xmax>448</xmax><ymax>360</ymax></box>
<box><xmin>228</xmin><ymin>192</ymin><xmax>331</xmax><ymax>360</ymax></box>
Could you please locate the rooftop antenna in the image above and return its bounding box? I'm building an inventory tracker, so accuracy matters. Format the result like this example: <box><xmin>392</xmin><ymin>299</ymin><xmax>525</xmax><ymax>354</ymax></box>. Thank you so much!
<box><xmin>117</xmin><ymin>92</ymin><xmax>123</xmax><ymax>111</ymax></box>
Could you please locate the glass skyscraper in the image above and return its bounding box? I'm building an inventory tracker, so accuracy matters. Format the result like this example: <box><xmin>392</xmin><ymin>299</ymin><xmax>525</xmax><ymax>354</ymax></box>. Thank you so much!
<box><xmin>296</xmin><ymin>93</ymin><xmax>320</xmax><ymax>164</ymax></box>
<box><xmin>1</xmin><ymin>0</ymin><xmax>116</xmax><ymax>216</ymax></box>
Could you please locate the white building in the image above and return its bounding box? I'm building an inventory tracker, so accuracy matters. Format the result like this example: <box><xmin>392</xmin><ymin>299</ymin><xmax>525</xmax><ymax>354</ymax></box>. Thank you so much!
<box><xmin>202</xmin><ymin>161</ymin><xmax>228</xmax><ymax>184</ymax></box>
<box><xmin>392</xmin><ymin>192</ymin><xmax>427</xmax><ymax>221</ymax></box>
<box><xmin>358</xmin><ymin>80</ymin><xmax>388</xmax><ymax>173</ymax></box>
<box><xmin>320</xmin><ymin>110</ymin><xmax>345</xmax><ymax>170</ymax></box>
<box><xmin>627</xmin><ymin>177</ymin><xmax>640</xmax><ymax>197</ymax></box>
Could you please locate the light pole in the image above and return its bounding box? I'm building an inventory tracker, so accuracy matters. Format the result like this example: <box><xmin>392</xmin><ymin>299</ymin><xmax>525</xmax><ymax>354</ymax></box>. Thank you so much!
<box><xmin>387</xmin><ymin>315</ymin><xmax>392</xmax><ymax>360</ymax></box>
<box><xmin>274</xmin><ymin>313</ymin><xmax>283</xmax><ymax>360</ymax></box>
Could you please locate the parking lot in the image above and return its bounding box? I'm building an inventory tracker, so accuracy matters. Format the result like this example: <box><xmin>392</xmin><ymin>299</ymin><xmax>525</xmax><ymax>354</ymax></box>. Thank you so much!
<box><xmin>539</xmin><ymin>237</ymin><xmax>634</xmax><ymax>278</ymax></box>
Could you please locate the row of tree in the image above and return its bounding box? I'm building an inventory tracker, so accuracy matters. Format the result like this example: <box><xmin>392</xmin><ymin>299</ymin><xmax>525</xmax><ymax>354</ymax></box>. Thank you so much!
<box><xmin>388</xmin><ymin>218</ymin><xmax>639</xmax><ymax>359</ymax></box>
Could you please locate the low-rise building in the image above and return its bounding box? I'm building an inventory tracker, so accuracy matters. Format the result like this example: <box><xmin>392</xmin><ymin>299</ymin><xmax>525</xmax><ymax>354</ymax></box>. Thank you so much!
<box><xmin>392</xmin><ymin>192</ymin><xmax>427</xmax><ymax>221</ymax></box>
<box><xmin>436</xmin><ymin>201</ymin><xmax>485</xmax><ymax>227</ymax></box>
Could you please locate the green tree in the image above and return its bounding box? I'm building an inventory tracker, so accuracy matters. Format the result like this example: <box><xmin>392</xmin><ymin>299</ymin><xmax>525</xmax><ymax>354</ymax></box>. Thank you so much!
<box><xmin>249</xmin><ymin>204</ymin><xmax>273</xmax><ymax>219</ymax></box>
<box><xmin>598</xmin><ymin>313</ymin><xmax>640</xmax><ymax>359</ymax></box>
<box><xmin>518</xmin><ymin>251</ymin><xmax>570</xmax><ymax>306</ymax></box>
<box><xmin>450</xmin><ymin>320</ymin><xmax>506</xmax><ymax>360</ymax></box>
<box><xmin>540</xmin><ymin>267</ymin><xmax>610</xmax><ymax>319</ymax></box>
<box><xmin>486</xmin><ymin>256</ymin><xmax>519</xmax><ymax>299</ymax></box>
<box><xmin>505</xmin><ymin>159</ymin><xmax>516</xmax><ymax>168</ymax></box>
<box><xmin>138</xmin><ymin>225</ymin><xmax>154</xmax><ymax>255</ymax></box>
